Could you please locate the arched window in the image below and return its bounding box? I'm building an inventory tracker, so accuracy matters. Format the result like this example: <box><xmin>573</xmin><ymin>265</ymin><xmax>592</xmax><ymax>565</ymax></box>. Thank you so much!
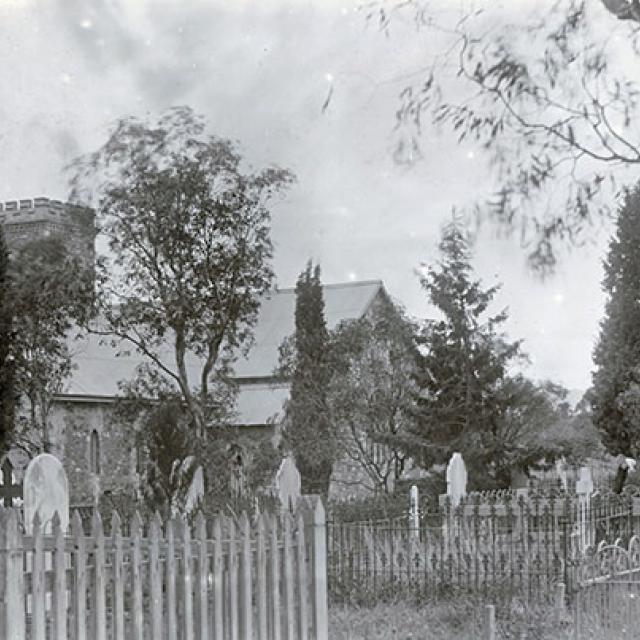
<box><xmin>90</xmin><ymin>430</ymin><xmax>101</xmax><ymax>475</ymax></box>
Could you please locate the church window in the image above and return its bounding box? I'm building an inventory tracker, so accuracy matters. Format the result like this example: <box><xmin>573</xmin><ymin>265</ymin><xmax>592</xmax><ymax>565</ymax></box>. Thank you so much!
<box><xmin>90</xmin><ymin>430</ymin><xmax>101</xmax><ymax>475</ymax></box>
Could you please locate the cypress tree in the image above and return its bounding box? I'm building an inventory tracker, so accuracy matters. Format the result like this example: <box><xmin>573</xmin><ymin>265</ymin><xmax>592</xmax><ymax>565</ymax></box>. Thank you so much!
<box><xmin>0</xmin><ymin>226</ymin><xmax>15</xmax><ymax>455</ymax></box>
<box><xmin>592</xmin><ymin>185</ymin><xmax>640</xmax><ymax>459</ymax></box>
<box><xmin>283</xmin><ymin>261</ymin><xmax>335</xmax><ymax>497</ymax></box>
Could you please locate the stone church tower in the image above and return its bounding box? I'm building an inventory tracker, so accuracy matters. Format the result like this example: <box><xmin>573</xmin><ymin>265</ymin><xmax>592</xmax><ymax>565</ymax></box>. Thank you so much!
<box><xmin>0</xmin><ymin>197</ymin><xmax>96</xmax><ymax>263</ymax></box>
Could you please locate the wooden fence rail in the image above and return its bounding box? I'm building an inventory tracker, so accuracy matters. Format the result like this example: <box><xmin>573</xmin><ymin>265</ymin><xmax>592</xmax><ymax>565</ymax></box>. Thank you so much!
<box><xmin>0</xmin><ymin>498</ymin><xmax>328</xmax><ymax>640</ymax></box>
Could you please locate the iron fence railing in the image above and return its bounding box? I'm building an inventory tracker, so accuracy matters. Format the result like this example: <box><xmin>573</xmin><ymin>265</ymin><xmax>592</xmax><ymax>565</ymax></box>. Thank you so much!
<box><xmin>327</xmin><ymin>492</ymin><xmax>640</xmax><ymax>605</ymax></box>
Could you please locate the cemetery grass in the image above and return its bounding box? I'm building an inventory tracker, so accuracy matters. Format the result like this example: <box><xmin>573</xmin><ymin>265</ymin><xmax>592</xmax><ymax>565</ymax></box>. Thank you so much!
<box><xmin>328</xmin><ymin>598</ymin><xmax>575</xmax><ymax>640</ymax></box>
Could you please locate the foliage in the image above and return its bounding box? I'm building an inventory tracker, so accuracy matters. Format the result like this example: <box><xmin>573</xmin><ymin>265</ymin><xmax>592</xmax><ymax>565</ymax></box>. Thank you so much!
<box><xmin>134</xmin><ymin>397</ymin><xmax>198</xmax><ymax>519</ymax></box>
<box><xmin>411</xmin><ymin>221</ymin><xmax>566</xmax><ymax>487</ymax></box>
<box><xmin>330</xmin><ymin>299</ymin><xmax>420</xmax><ymax>493</ymax></box>
<box><xmin>281</xmin><ymin>261</ymin><xmax>336</xmax><ymax>497</ymax></box>
<box><xmin>10</xmin><ymin>237</ymin><xmax>95</xmax><ymax>454</ymax></box>
<box><xmin>0</xmin><ymin>226</ymin><xmax>15</xmax><ymax>455</ymax></box>
<box><xmin>69</xmin><ymin>106</ymin><xmax>294</xmax><ymax>437</ymax></box>
<box><xmin>543</xmin><ymin>388</ymin><xmax>604</xmax><ymax>464</ymax></box>
<box><xmin>592</xmin><ymin>185</ymin><xmax>640</xmax><ymax>459</ymax></box>
<box><xmin>379</xmin><ymin>0</ymin><xmax>640</xmax><ymax>272</ymax></box>
<box><xmin>69</xmin><ymin>107</ymin><xmax>294</xmax><ymax>509</ymax></box>
<box><xmin>115</xmin><ymin>388</ymin><xmax>282</xmax><ymax>518</ymax></box>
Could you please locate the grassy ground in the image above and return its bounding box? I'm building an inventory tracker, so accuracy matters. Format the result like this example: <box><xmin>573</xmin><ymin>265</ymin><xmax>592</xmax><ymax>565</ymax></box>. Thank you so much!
<box><xmin>328</xmin><ymin>599</ymin><xmax>575</xmax><ymax>640</ymax></box>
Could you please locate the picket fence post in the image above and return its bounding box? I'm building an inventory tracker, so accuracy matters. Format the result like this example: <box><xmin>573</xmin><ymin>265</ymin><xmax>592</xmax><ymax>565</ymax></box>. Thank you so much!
<box><xmin>269</xmin><ymin>512</ymin><xmax>282</xmax><ymax>640</ymax></box>
<box><xmin>111</xmin><ymin>512</ymin><xmax>125</xmax><ymax>640</ymax></box>
<box><xmin>239</xmin><ymin>512</ymin><xmax>253</xmax><ymax>640</ymax></box>
<box><xmin>296</xmin><ymin>510</ymin><xmax>309</xmax><ymax>640</ymax></box>
<box><xmin>32</xmin><ymin>512</ymin><xmax>45</xmax><ymax>640</ymax></box>
<box><xmin>166</xmin><ymin>518</ymin><xmax>177</xmax><ymax>640</ymax></box>
<box><xmin>303</xmin><ymin>496</ymin><xmax>328</xmax><ymax>640</ymax></box>
<box><xmin>212</xmin><ymin>517</ymin><xmax>223</xmax><ymax>640</ymax></box>
<box><xmin>256</xmin><ymin>513</ymin><xmax>268</xmax><ymax>640</ymax></box>
<box><xmin>485</xmin><ymin>604</ymin><xmax>496</xmax><ymax>640</ymax></box>
<box><xmin>554</xmin><ymin>582</ymin><xmax>566</xmax><ymax>625</ymax></box>
<box><xmin>52</xmin><ymin>512</ymin><xmax>67</xmax><ymax>640</ymax></box>
<box><xmin>131</xmin><ymin>512</ymin><xmax>144</xmax><ymax>640</ymax></box>
<box><xmin>149</xmin><ymin>513</ymin><xmax>163</xmax><ymax>640</ymax></box>
<box><xmin>195</xmin><ymin>512</ymin><xmax>208</xmax><ymax>640</ymax></box>
<box><xmin>0</xmin><ymin>508</ymin><xmax>24</xmax><ymax>640</ymax></box>
<box><xmin>72</xmin><ymin>511</ymin><xmax>87</xmax><ymax>640</ymax></box>
<box><xmin>92</xmin><ymin>512</ymin><xmax>107</xmax><ymax>640</ymax></box>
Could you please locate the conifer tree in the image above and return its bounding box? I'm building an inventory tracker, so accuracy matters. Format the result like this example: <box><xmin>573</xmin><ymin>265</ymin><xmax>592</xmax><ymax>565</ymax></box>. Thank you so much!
<box><xmin>411</xmin><ymin>221</ymin><xmax>561</xmax><ymax>487</ymax></box>
<box><xmin>592</xmin><ymin>185</ymin><xmax>640</xmax><ymax>459</ymax></box>
<box><xmin>282</xmin><ymin>261</ymin><xmax>336</xmax><ymax>497</ymax></box>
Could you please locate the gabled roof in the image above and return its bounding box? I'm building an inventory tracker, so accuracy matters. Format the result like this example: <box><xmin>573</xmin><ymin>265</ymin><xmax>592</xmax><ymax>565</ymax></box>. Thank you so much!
<box><xmin>233</xmin><ymin>280</ymin><xmax>384</xmax><ymax>379</ymax></box>
<box><xmin>60</xmin><ymin>280</ymin><xmax>386</xmax><ymax>425</ymax></box>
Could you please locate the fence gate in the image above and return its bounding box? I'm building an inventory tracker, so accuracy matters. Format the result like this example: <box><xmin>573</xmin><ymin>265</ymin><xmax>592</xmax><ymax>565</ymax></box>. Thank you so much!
<box><xmin>573</xmin><ymin>537</ymin><xmax>640</xmax><ymax>638</ymax></box>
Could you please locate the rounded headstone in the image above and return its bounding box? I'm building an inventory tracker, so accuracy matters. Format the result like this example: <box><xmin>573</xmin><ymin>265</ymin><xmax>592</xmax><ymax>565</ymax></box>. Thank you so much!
<box><xmin>24</xmin><ymin>453</ymin><xmax>69</xmax><ymax>534</ymax></box>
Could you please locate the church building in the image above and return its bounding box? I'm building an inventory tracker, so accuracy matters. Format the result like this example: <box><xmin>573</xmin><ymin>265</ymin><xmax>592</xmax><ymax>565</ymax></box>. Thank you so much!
<box><xmin>1</xmin><ymin>197</ymin><xmax>396</xmax><ymax>506</ymax></box>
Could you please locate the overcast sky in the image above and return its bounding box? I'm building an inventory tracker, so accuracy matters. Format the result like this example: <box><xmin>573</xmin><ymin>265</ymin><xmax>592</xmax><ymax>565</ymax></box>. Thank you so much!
<box><xmin>0</xmin><ymin>0</ymin><xmax>619</xmax><ymax>392</ymax></box>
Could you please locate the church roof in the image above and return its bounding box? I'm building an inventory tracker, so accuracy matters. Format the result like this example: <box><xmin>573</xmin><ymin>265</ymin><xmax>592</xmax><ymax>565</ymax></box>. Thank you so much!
<box><xmin>60</xmin><ymin>279</ymin><xmax>385</xmax><ymax>426</ymax></box>
<box><xmin>233</xmin><ymin>279</ymin><xmax>384</xmax><ymax>379</ymax></box>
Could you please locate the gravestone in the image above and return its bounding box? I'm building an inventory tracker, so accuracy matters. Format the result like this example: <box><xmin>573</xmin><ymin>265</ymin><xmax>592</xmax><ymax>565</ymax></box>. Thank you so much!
<box><xmin>410</xmin><ymin>485</ymin><xmax>419</xmax><ymax>539</ymax></box>
<box><xmin>576</xmin><ymin>466</ymin><xmax>593</xmax><ymax>496</ymax></box>
<box><xmin>185</xmin><ymin>465</ymin><xmax>204</xmax><ymax>514</ymax></box>
<box><xmin>576</xmin><ymin>466</ymin><xmax>594</xmax><ymax>551</ymax></box>
<box><xmin>555</xmin><ymin>458</ymin><xmax>568</xmax><ymax>491</ymax></box>
<box><xmin>23</xmin><ymin>453</ymin><xmax>69</xmax><ymax>534</ymax></box>
<box><xmin>446</xmin><ymin>452</ymin><xmax>467</xmax><ymax>508</ymax></box>
<box><xmin>275</xmin><ymin>455</ymin><xmax>301</xmax><ymax>511</ymax></box>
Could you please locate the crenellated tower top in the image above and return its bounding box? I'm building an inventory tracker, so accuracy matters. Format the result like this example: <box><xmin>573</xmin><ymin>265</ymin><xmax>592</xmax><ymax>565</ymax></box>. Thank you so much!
<box><xmin>0</xmin><ymin>196</ymin><xmax>96</xmax><ymax>265</ymax></box>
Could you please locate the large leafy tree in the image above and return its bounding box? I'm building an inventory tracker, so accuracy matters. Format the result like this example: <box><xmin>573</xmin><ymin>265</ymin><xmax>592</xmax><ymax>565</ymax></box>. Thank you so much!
<box><xmin>0</xmin><ymin>227</ymin><xmax>15</xmax><ymax>455</ymax></box>
<box><xmin>411</xmin><ymin>221</ymin><xmax>564</xmax><ymax>487</ymax></box>
<box><xmin>376</xmin><ymin>0</ymin><xmax>640</xmax><ymax>271</ymax></box>
<box><xmin>330</xmin><ymin>300</ymin><xmax>419</xmax><ymax>493</ymax></box>
<box><xmin>281</xmin><ymin>261</ymin><xmax>336</xmax><ymax>497</ymax></box>
<box><xmin>592</xmin><ymin>185</ymin><xmax>640</xmax><ymax>459</ymax></box>
<box><xmin>69</xmin><ymin>107</ymin><xmax>294</xmax><ymax>442</ymax></box>
<box><xmin>11</xmin><ymin>237</ymin><xmax>95</xmax><ymax>454</ymax></box>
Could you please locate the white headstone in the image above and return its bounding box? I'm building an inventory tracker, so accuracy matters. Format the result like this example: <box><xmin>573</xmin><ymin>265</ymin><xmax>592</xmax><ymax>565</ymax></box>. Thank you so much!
<box><xmin>576</xmin><ymin>466</ymin><xmax>593</xmax><ymax>496</ymax></box>
<box><xmin>625</xmin><ymin>457</ymin><xmax>637</xmax><ymax>474</ymax></box>
<box><xmin>23</xmin><ymin>453</ymin><xmax>69</xmax><ymax>534</ymax></box>
<box><xmin>275</xmin><ymin>456</ymin><xmax>301</xmax><ymax>511</ymax></box>
<box><xmin>410</xmin><ymin>485</ymin><xmax>419</xmax><ymax>539</ymax></box>
<box><xmin>185</xmin><ymin>465</ymin><xmax>204</xmax><ymax>514</ymax></box>
<box><xmin>576</xmin><ymin>466</ymin><xmax>594</xmax><ymax>551</ymax></box>
<box><xmin>446</xmin><ymin>452</ymin><xmax>467</xmax><ymax>507</ymax></box>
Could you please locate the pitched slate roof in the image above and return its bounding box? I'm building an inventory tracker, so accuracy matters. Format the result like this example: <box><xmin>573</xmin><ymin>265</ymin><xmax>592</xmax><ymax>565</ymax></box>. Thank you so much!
<box><xmin>233</xmin><ymin>280</ymin><xmax>384</xmax><ymax>379</ymax></box>
<box><xmin>60</xmin><ymin>280</ymin><xmax>385</xmax><ymax>426</ymax></box>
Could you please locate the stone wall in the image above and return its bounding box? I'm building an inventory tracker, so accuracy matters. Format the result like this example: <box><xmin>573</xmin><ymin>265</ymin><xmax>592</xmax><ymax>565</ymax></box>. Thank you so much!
<box><xmin>48</xmin><ymin>401</ymin><xmax>137</xmax><ymax>506</ymax></box>
<box><xmin>0</xmin><ymin>197</ymin><xmax>96</xmax><ymax>266</ymax></box>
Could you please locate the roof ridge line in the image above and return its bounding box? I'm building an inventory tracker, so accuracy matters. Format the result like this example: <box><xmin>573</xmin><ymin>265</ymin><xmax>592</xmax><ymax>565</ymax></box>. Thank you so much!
<box><xmin>272</xmin><ymin>279</ymin><xmax>383</xmax><ymax>294</ymax></box>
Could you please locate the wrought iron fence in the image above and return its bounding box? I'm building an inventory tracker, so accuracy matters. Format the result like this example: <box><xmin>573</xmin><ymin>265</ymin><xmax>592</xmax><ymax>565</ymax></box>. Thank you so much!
<box><xmin>327</xmin><ymin>491</ymin><xmax>640</xmax><ymax>606</ymax></box>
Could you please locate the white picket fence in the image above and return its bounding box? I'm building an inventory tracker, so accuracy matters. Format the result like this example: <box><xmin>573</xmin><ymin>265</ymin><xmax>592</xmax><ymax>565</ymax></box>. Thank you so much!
<box><xmin>0</xmin><ymin>498</ymin><xmax>328</xmax><ymax>640</ymax></box>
